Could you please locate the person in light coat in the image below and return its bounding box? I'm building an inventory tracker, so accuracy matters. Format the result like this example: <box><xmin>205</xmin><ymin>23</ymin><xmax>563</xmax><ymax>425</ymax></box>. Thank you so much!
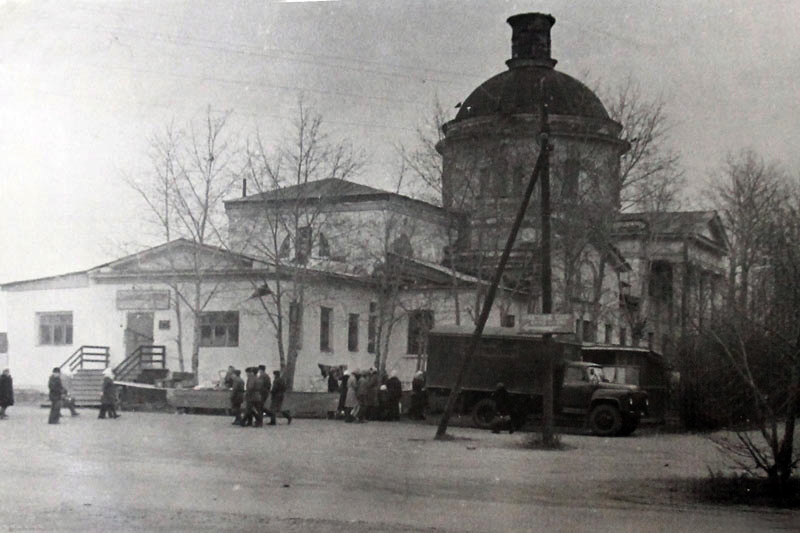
<box><xmin>346</xmin><ymin>370</ymin><xmax>361</xmax><ymax>422</ymax></box>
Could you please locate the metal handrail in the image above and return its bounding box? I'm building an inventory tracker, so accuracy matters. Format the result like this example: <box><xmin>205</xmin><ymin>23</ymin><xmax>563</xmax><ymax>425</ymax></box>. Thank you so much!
<box><xmin>114</xmin><ymin>345</ymin><xmax>166</xmax><ymax>381</ymax></box>
<box><xmin>59</xmin><ymin>345</ymin><xmax>110</xmax><ymax>372</ymax></box>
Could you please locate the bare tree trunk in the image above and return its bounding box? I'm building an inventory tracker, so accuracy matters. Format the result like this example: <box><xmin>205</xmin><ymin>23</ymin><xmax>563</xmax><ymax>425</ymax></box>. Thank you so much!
<box><xmin>173</xmin><ymin>289</ymin><xmax>185</xmax><ymax>372</ymax></box>
<box><xmin>284</xmin><ymin>290</ymin><xmax>304</xmax><ymax>391</ymax></box>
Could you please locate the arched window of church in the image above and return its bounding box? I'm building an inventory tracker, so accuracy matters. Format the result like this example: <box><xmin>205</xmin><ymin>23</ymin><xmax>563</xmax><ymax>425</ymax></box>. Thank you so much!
<box><xmin>279</xmin><ymin>235</ymin><xmax>291</xmax><ymax>259</ymax></box>
<box><xmin>318</xmin><ymin>232</ymin><xmax>330</xmax><ymax>257</ymax></box>
<box><xmin>391</xmin><ymin>233</ymin><xmax>414</xmax><ymax>257</ymax></box>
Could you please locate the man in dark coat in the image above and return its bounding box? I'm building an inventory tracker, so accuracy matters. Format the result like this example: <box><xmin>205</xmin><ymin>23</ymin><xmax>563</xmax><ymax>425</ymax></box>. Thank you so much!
<box><xmin>266</xmin><ymin>370</ymin><xmax>291</xmax><ymax>425</ymax></box>
<box><xmin>385</xmin><ymin>370</ymin><xmax>403</xmax><ymax>421</ymax></box>
<box><xmin>337</xmin><ymin>371</ymin><xmax>349</xmax><ymax>417</ymax></box>
<box><xmin>48</xmin><ymin>367</ymin><xmax>63</xmax><ymax>424</ymax></box>
<box><xmin>364</xmin><ymin>368</ymin><xmax>380</xmax><ymax>420</ymax></box>
<box><xmin>409</xmin><ymin>371</ymin><xmax>426</xmax><ymax>420</ymax></box>
<box><xmin>241</xmin><ymin>367</ymin><xmax>262</xmax><ymax>427</ymax></box>
<box><xmin>98</xmin><ymin>372</ymin><xmax>119</xmax><ymax>419</ymax></box>
<box><xmin>223</xmin><ymin>365</ymin><xmax>236</xmax><ymax>389</ymax></box>
<box><xmin>490</xmin><ymin>383</ymin><xmax>526</xmax><ymax>434</ymax></box>
<box><xmin>0</xmin><ymin>368</ymin><xmax>14</xmax><ymax>419</ymax></box>
<box><xmin>229</xmin><ymin>369</ymin><xmax>245</xmax><ymax>425</ymax></box>
<box><xmin>256</xmin><ymin>365</ymin><xmax>271</xmax><ymax>422</ymax></box>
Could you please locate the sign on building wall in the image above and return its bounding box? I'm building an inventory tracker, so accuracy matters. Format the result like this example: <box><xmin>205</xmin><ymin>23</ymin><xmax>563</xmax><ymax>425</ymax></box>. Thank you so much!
<box><xmin>0</xmin><ymin>332</ymin><xmax>7</xmax><ymax>353</ymax></box>
<box><xmin>116</xmin><ymin>290</ymin><xmax>171</xmax><ymax>310</ymax></box>
<box><xmin>518</xmin><ymin>314</ymin><xmax>574</xmax><ymax>335</ymax></box>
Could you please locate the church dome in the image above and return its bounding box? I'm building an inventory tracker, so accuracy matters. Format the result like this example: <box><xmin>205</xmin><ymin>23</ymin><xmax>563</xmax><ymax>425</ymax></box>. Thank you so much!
<box><xmin>450</xmin><ymin>13</ymin><xmax>610</xmax><ymax>125</ymax></box>
<box><xmin>453</xmin><ymin>67</ymin><xmax>609</xmax><ymax>122</ymax></box>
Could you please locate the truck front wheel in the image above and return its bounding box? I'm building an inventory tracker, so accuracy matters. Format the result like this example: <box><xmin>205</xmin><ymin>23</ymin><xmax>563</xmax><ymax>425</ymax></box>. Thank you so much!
<box><xmin>618</xmin><ymin>415</ymin><xmax>640</xmax><ymax>436</ymax></box>
<box><xmin>471</xmin><ymin>398</ymin><xmax>497</xmax><ymax>429</ymax></box>
<box><xmin>589</xmin><ymin>404</ymin><xmax>622</xmax><ymax>436</ymax></box>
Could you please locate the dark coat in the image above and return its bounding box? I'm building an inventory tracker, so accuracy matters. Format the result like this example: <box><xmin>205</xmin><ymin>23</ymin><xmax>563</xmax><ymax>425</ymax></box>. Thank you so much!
<box><xmin>491</xmin><ymin>386</ymin><xmax>511</xmax><ymax>416</ymax></box>
<box><xmin>230</xmin><ymin>375</ymin><xmax>245</xmax><ymax>406</ymax></box>
<box><xmin>48</xmin><ymin>374</ymin><xmax>63</xmax><ymax>402</ymax></box>
<box><xmin>411</xmin><ymin>375</ymin><xmax>425</xmax><ymax>393</ymax></box>
<box><xmin>270</xmin><ymin>375</ymin><xmax>286</xmax><ymax>401</ymax></box>
<box><xmin>257</xmin><ymin>373</ymin><xmax>271</xmax><ymax>402</ymax></box>
<box><xmin>365</xmin><ymin>374</ymin><xmax>379</xmax><ymax>407</ymax></box>
<box><xmin>0</xmin><ymin>374</ymin><xmax>13</xmax><ymax>407</ymax></box>
<box><xmin>101</xmin><ymin>376</ymin><xmax>116</xmax><ymax>405</ymax></box>
<box><xmin>244</xmin><ymin>374</ymin><xmax>261</xmax><ymax>403</ymax></box>
<box><xmin>386</xmin><ymin>376</ymin><xmax>402</xmax><ymax>403</ymax></box>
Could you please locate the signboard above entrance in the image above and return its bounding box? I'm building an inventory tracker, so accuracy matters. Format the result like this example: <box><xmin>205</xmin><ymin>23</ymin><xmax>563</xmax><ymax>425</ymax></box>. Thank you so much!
<box><xmin>518</xmin><ymin>313</ymin><xmax>573</xmax><ymax>334</ymax></box>
<box><xmin>116</xmin><ymin>290</ymin><xmax>170</xmax><ymax>310</ymax></box>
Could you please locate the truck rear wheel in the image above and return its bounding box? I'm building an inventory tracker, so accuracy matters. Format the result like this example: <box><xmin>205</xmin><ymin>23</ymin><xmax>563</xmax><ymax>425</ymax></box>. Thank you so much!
<box><xmin>471</xmin><ymin>398</ymin><xmax>497</xmax><ymax>429</ymax></box>
<box><xmin>589</xmin><ymin>404</ymin><xmax>622</xmax><ymax>436</ymax></box>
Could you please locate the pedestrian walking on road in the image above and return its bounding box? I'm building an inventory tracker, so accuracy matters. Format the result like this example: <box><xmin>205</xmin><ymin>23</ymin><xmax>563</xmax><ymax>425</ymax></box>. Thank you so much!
<box><xmin>48</xmin><ymin>367</ymin><xmax>63</xmax><ymax>424</ymax></box>
<box><xmin>257</xmin><ymin>365</ymin><xmax>271</xmax><ymax>421</ymax></box>
<box><xmin>266</xmin><ymin>370</ymin><xmax>292</xmax><ymax>425</ymax></box>
<box><xmin>98</xmin><ymin>368</ymin><xmax>119</xmax><ymax>419</ymax></box>
<box><xmin>241</xmin><ymin>367</ymin><xmax>263</xmax><ymax>427</ymax></box>
<box><xmin>230</xmin><ymin>369</ymin><xmax>244</xmax><ymax>425</ymax></box>
<box><xmin>0</xmin><ymin>369</ymin><xmax>14</xmax><ymax>419</ymax></box>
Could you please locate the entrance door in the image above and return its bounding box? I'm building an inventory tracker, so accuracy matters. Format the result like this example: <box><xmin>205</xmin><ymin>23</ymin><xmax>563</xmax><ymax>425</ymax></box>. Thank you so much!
<box><xmin>125</xmin><ymin>312</ymin><xmax>154</xmax><ymax>361</ymax></box>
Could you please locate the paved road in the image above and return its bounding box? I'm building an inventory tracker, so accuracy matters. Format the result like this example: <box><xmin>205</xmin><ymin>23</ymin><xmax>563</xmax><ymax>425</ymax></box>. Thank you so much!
<box><xmin>0</xmin><ymin>406</ymin><xmax>796</xmax><ymax>532</ymax></box>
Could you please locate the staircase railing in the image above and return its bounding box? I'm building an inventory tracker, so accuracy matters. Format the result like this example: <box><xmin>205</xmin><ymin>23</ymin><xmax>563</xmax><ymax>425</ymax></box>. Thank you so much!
<box><xmin>59</xmin><ymin>345</ymin><xmax>110</xmax><ymax>373</ymax></box>
<box><xmin>113</xmin><ymin>345</ymin><xmax>166</xmax><ymax>382</ymax></box>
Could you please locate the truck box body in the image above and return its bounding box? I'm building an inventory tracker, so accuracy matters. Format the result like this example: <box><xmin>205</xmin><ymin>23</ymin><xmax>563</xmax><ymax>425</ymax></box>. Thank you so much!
<box><xmin>427</xmin><ymin>325</ymin><xmax>580</xmax><ymax>395</ymax></box>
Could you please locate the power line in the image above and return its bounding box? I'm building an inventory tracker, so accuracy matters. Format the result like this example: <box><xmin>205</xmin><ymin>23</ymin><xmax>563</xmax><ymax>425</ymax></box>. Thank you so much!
<box><xmin>67</xmin><ymin>1</ymin><xmax>488</xmax><ymax>81</ymax></box>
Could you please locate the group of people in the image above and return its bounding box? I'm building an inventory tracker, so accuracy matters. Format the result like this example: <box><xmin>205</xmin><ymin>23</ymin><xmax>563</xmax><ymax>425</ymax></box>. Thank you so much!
<box><xmin>332</xmin><ymin>368</ymin><xmax>426</xmax><ymax>423</ymax></box>
<box><xmin>224</xmin><ymin>365</ymin><xmax>292</xmax><ymax>428</ymax></box>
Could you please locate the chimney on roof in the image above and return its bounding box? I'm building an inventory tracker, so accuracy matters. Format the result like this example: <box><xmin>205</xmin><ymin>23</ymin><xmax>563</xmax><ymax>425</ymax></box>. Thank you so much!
<box><xmin>506</xmin><ymin>13</ymin><xmax>557</xmax><ymax>69</ymax></box>
<box><xmin>242</xmin><ymin>178</ymin><xmax>247</xmax><ymax>198</ymax></box>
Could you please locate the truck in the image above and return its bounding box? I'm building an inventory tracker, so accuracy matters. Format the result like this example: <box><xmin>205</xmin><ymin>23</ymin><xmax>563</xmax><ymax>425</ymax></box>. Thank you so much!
<box><xmin>425</xmin><ymin>325</ymin><xmax>650</xmax><ymax>436</ymax></box>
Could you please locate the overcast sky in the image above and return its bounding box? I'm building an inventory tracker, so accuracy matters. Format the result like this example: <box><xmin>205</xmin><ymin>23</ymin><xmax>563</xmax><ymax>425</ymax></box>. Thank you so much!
<box><xmin>1</xmin><ymin>0</ymin><xmax>798</xmax><ymax>283</ymax></box>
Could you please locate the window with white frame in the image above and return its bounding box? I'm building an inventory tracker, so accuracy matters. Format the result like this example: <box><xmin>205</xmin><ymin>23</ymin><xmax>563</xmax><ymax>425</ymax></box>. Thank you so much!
<box><xmin>348</xmin><ymin>313</ymin><xmax>359</xmax><ymax>352</ymax></box>
<box><xmin>199</xmin><ymin>311</ymin><xmax>239</xmax><ymax>347</ymax></box>
<box><xmin>320</xmin><ymin>306</ymin><xmax>333</xmax><ymax>352</ymax></box>
<box><xmin>37</xmin><ymin>312</ymin><xmax>73</xmax><ymax>346</ymax></box>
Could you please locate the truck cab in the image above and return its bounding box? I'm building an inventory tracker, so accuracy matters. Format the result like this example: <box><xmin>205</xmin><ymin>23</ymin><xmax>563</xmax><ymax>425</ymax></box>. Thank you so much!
<box><xmin>559</xmin><ymin>362</ymin><xmax>649</xmax><ymax>436</ymax></box>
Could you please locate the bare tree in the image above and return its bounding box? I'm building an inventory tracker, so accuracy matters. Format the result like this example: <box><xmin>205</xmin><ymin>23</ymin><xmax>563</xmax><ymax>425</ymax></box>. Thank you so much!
<box><xmin>696</xmin><ymin>178</ymin><xmax>800</xmax><ymax>491</ymax></box>
<box><xmin>126</xmin><ymin>108</ymin><xmax>241</xmax><ymax>381</ymax></box>
<box><xmin>235</xmin><ymin>99</ymin><xmax>364</xmax><ymax>390</ymax></box>
<box><xmin>706</xmin><ymin>149</ymin><xmax>786</xmax><ymax>314</ymax></box>
<box><xmin>601</xmin><ymin>76</ymin><xmax>684</xmax><ymax>213</ymax></box>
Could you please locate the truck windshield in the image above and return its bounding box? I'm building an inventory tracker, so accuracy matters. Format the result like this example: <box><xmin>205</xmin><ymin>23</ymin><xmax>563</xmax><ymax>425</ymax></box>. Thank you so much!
<box><xmin>587</xmin><ymin>367</ymin><xmax>608</xmax><ymax>383</ymax></box>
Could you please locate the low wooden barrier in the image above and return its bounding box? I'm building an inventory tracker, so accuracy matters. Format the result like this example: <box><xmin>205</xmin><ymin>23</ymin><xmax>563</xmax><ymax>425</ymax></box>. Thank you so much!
<box><xmin>167</xmin><ymin>388</ymin><xmax>339</xmax><ymax>417</ymax></box>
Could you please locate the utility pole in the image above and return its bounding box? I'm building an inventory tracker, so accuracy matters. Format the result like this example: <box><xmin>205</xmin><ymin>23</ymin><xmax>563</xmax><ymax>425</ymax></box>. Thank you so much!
<box><xmin>434</xmin><ymin>140</ymin><xmax>548</xmax><ymax>440</ymax></box>
<box><xmin>539</xmin><ymin>80</ymin><xmax>556</xmax><ymax>446</ymax></box>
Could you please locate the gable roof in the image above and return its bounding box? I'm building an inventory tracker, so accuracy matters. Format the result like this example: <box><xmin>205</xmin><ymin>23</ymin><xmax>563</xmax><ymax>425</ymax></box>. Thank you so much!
<box><xmin>228</xmin><ymin>178</ymin><xmax>388</xmax><ymax>204</ymax></box>
<box><xmin>616</xmin><ymin>210</ymin><xmax>729</xmax><ymax>253</ymax></box>
<box><xmin>92</xmin><ymin>238</ymin><xmax>257</xmax><ymax>274</ymax></box>
<box><xmin>225</xmin><ymin>178</ymin><xmax>450</xmax><ymax>219</ymax></box>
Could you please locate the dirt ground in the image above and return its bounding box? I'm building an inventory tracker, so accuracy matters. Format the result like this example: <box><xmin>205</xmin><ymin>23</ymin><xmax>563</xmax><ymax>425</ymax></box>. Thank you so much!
<box><xmin>0</xmin><ymin>406</ymin><xmax>797</xmax><ymax>532</ymax></box>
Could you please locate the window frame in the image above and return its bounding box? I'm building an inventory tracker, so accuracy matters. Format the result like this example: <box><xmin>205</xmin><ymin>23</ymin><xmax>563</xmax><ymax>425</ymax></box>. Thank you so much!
<box><xmin>320</xmin><ymin>306</ymin><xmax>333</xmax><ymax>352</ymax></box>
<box><xmin>199</xmin><ymin>311</ymin><xmax>239</xmax><ymax>347</ymax></box>
<box><xmin>37</xmin><ymin>311</ymin><xmax>74</xmax><ymax>346</ymax></box>
<box><xmin>347</xmin><ymin>313</ymin><xmax>359</xmax><ymax>352</ymax></box>
<box><xmin>407</xmin><ymin>309</ymin><xmax>434</xmax><ymax>355</ymax></box>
